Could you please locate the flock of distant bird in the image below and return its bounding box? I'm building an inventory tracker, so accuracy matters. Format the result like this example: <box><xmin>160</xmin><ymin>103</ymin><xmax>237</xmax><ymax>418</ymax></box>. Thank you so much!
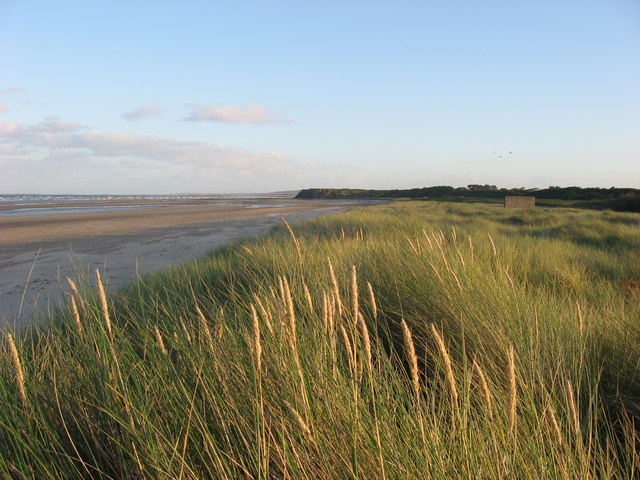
<box><xmin>465</xmin><ymin>151</ymin><xmax>513</xmax><ymax>176</ymax></box>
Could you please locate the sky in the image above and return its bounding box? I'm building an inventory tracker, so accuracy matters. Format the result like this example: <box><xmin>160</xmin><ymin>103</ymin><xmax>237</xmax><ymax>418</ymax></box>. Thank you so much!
<box><xmin>0</xmin><ymin>0</ymin><xmax>638</xmax><ymax>194</ymax></box>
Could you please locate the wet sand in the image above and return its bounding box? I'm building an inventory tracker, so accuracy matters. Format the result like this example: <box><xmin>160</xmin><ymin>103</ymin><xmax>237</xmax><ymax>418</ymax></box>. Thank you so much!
<box><xmin>0</xmin><ymin>198</ymin><xmax>367</xmax><ymax>328</ymax></box>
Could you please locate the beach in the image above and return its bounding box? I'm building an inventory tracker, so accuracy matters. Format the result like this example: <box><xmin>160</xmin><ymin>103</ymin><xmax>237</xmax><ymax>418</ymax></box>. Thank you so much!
<box><xmin>0</xmin><ymin>198</ymin><xmax>366</xmax><ymax>328</ymax></box>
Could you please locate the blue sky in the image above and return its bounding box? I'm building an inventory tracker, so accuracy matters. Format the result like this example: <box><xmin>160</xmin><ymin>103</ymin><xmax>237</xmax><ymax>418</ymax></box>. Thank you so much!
<box><xmin>1</xmin><ymin>0</ymin><xmax>638</xmax><ymax>194</ymax></box>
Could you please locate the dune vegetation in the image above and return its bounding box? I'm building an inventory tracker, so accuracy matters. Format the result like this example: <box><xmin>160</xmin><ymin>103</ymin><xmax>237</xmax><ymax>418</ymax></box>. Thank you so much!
<box><xmin>1</xmin><ymin>201</ymin><xmax>639</xmax><ymax>479</ymax></box>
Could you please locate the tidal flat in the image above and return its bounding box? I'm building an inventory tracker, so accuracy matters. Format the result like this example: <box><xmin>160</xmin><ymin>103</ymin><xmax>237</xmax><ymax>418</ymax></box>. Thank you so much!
<box><xmin>0</xmin><ymin>197</ymin><xmax>366</xmax><ymax>326</ymax></box>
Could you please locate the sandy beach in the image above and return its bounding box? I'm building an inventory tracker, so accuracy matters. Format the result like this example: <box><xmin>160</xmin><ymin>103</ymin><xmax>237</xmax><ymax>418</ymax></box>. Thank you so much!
<box><xmin>0</xmin><ymin>198</ymin><xmax>367</xmax><ymax>328</ymax></box>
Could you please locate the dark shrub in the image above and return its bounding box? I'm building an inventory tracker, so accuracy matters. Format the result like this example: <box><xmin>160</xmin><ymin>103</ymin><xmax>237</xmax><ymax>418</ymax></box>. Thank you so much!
<box><xmin>613</xmin><ymin>193</ymin><xmax>640</xmax><ymax>213</ymax></box>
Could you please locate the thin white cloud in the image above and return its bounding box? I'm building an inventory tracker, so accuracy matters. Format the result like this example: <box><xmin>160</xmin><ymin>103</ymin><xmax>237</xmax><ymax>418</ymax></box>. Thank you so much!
<box><xmin>4</xmin><ymin>87</ymin><xmax>23</xmax><ymax>94</ymax></box>
<box><xmin>122</xmin><ymin>105</ymin><xmax>161</xmax><ymax>121</ymax></box>
<box><xmin>0</xmin><ymin>104</ymin><xmax>6</xmax><ymax>113</ymax></box>
<box><xmin>185</xmin><ymin>103</ymin><xmax>288</xmax><ymax>124</ymax></box>
<box><xmin>0</xmin><ymin>118</ymin><xmax>298</xmax><ymax>174</ymax></box>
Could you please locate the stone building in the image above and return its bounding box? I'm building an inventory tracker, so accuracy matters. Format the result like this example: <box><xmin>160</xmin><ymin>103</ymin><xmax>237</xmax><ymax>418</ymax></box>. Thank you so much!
<box><xmin>504</xmin><ymin>196</ymin><xmax>535</xmax><ymax>208</ymax></box>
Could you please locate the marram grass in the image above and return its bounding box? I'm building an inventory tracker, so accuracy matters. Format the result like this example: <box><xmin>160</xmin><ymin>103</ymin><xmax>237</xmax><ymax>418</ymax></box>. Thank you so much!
<box><xmin>1</xmin><ymin>201</ymin><xmax>639</xmax><ymax>479</ymax></box>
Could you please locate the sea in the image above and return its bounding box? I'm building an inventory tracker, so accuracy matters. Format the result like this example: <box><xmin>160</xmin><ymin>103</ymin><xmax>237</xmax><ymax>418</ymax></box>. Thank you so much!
<box><xmin>0</xmin><ymin>192</ymin><xmax>300</xmax><ymax>216</ymax></box>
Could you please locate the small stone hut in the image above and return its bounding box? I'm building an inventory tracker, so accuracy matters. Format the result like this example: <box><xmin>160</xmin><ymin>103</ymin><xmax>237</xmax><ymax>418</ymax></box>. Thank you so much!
<box><xmin>504</xmin><ymin>196</ymin><xmax>535</xmax><ymax>208</ymax></box>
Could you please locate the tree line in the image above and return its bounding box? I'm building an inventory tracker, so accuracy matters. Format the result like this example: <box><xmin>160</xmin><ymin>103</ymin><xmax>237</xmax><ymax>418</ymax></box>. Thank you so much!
<box><xmin>296</xmin><ymin>185</ymin><xmax>640</xmax><ymax>212</ymax></box>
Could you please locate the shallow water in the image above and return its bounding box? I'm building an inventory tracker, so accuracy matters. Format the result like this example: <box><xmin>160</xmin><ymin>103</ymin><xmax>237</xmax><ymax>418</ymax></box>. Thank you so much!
<box><xmin>0</xmin><ymin>193</ymin><xmax>298</xmax><ymax>216</ymax></box>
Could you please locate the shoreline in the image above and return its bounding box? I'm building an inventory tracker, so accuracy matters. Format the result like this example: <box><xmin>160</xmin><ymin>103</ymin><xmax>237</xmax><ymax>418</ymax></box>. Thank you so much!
<box><xmin>0</xmin><ymin>199</ymin><xmax>371</xmax><ymax>328</ymax></box>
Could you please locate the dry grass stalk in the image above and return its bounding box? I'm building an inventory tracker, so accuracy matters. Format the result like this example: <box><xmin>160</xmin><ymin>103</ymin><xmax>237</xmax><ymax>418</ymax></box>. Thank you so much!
<box><xmin>321</xmin><ymin>291</ymin><xmax>329</xmax><ymax>332</ymax></box>
<box><xmin>576</xmin><ymin>301</ymin><xmax>584</xmax><ymax>334</ymax></box>
<box><xmin>401</xmin><ymin>319</ymin><xmax>421</xmax><ymax>398</ymax></box>
<box><xmin>7</xmin><ymin>333</ymin><xmax>27</xmax><ymax>408</ymax></box>
<box><xmin>276</xmin><ymin>276</ymin><xmax>287</xmax><ymax>328</ymax></box>
<box><xmin>66</xmin><ymin>277</ymin><xmax>86</xmax><ymax>317</ymax></box>
<box><xmin>70</xmin><ymin>295</ymin><xmax>83</xmax><ymax>336</ymax></box>
<box><xmin>268</xmin><ymin>285</ymin><xmax>277</xmax><ymax>302</ymax></box>
<box><xmin>404</xmin><ymin>235</ymin><xmax>419</xmax><ymax>255</ymax></box>
<box><xmin>251</xmin><ymin>305</ymin><xmax>262</xmax><ymax>374</ymax></box>
<box><xmin>545</xmin><ymin>402</ymin><xmax>563</xmax><ymax>446</ymax></box>
<box><xmin>359</xmin><ymin>312</ymin><xmax>387</xmax><ymax>480</ymax></box>
<box><xmin>327</xmin><ymin>291</ymin><xmax>336</xmax><ymax>333</ymax></box>
<box><xmin>472</xmin><ymin>359</ymin><xmax>494</xmax><ymax>421</ymax></box>
<box><xmin>154</xmin><ymin>325</ymin><xmax>168</xmax><ymax>356</ymax></box>
<box><xmin>282</xmin><ymin>400</ymin><xmax>316</xmax><ymax>447</ymax></box>
<box><xmin>358</xmin><ymin>313</ymin><xmax>373</xmax><ymax>374</ymax></box>
<box><xmin>487</xmin><ymin>233</ymin><xmax>497</xmax><ymax>257</ymax></box>
<box><xmin>508</xmin><ymin>346</ymin><xmax>517</xmax><ymax>433</ymax></box>
<box><xmin>95</xmin><ymin>269</ymin><xmax>112</xmax><ymax>335</ymax></box>
<box><xmin>566</xmin><ymin>380</ymin><xmax>581</xmax><ymax>438</ymax></box>
<box><xmin>431</xmin><ymin>230</ymin><xmax>442</xmax><ymax>247</ymax></box>
<box><xmin>450</xmin><ymin>269</ymin><xmax>463</xmax><ymax>292</ymax></box>
<box><xmin>326</xmin><ymin>292</ymin><xmax>337</xmax><ymax>378</ymax></box>
<box><xmin>467</xmin><ymin>235</ymin><xmax>474</xmax><ymax>260</ymax></box>
<box><xmin>430</xmin><ymin>324</ymin><xmax>458</xmax><ymax>409</ymax></box>
<box><xmin>351</xmin><ymin>265</ymin><xmax>359</xmax><ymax>323</ymax></box>
<box><xmin>451</xmin><ymin>226</ymin><xmax>457</xmax><ymax>243</ymax></box>
<box><xmin>340</xmin><ymin>324</ymin><xmax>355</xmax><ymax>375</ymax></box>
<box><xmin>281</xmin><ymin>218</ymin><xmax>302</xmax><ymax>261</ymax></box>
<box><xmin>504</xmin><ymin>269</ymin><xmax>514</xmax><ymax>288</ymax></box>
<box><xmin>456</xmin><ymin>248</ymin><xmax>466</xmax><ymax>269</ymax></box>
<box><xmin>421</xmin><ymin>229</ymin><xmax>434</xmax><ymax>251</ymax></box>
<box><xmin>196</xmin><ymin>306</ymin><xmax>214</xmax><ymax>351</ymax></box>
<box><xmin>239</xmin><ymin>244</ymin><xmax>253</xmax><ymax>256</ymax></box>
<box><xmin>282</xmin><ymin>277</ymin><xmax>296</xmax><ymax>347</ymax></box>
<box><xmin>277</xmin><ymin>275</ymin><xmax>285</xmax><ymax>302</ymax></box>
<box><xmin>428</xmin><ymin>261</ymin><xmax>444</xmax><ymax>283</ymax></box>
<box><xmin>327</xmin><ymin>257</ymin><xmax>343</xmax><ymax>316</ymax></box>
<box><xmin>254</xmin><ymin>295</ymin><xmax>273</xmax><ymax>335</ymax></box>
<box><xmin>367</xmin><ymin>281</ymin><xmax>377</xmax><ymax>321</ymax></box>
<box><xmin>282</xmin><ymin>277</ymin><xmax>306</xmax><ymax>406</ymax></box>
<box><xmin>179</xmin><ymin>316</ymin><xmax>192</xmax><ymax>342</ymax></box>
<box><xmin>437</xmin><ymin>242</ymin><xmax>451</xmax><ymax>272</ymax></box>
<box><xmin>303</xmin><ymin>282</ymin><xmax>314</xmax><ymax>312</ymax></box>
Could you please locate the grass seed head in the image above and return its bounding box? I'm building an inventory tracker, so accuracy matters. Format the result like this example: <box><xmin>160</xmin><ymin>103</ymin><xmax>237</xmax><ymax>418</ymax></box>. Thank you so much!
<box><xmin>281</xmin><ymin>217</ymin><xmax>302</xmax><ymax>261</ymax></box>
<box><xmin>66</xmin><ymin>277</ymin><xmax>86</xmax><ymax>317</ymax></box>
<box><xmin>283</xmin><ymin>400</ymin><xmax>315</xmax><ymax>447</ymax></box>
<box><xmin>366</xmin><ymin>281</ymin><xmax>377</xmax><ymax>321</ymax></box>
<box><xmin>508</xmin><ymin>346</ymin><xmax>517</xmax><ymax>433</ymax></box>
<box><xmin>431</xmin><ymin>323</ymin><xmax>458</xmax><ymax>409</ymax></box>
<box><xmin>196</xmin><ymin>305</ymin><xmax>214</xmax><ymax>351</ymax></box>
<box><xmin>154</xmin><ymin>325</ymin><xmax>168</xmax><ymax>356</ymax></box>
<box><xmin>7</xmin><ymin>333</ymin><xmax>27</xmax><ymax>408</ymax></box>
<box><xmin>566</xmin><ymin>380</ymin><xmax>581</xmax><ymax>438</ymax></box>
<box><xmin>95</xmin><ymin>269</ymin><xmax>112</xmax><ymax>335</ymax></box>
<box><xmin>251</xmin><ymin>304</ymin><xmax>262</xmax><ymax>374</ymax></box>
<box><xmin>340</xmin><ymin>324</ymin><xmax>355</xmax><ymax>375</ymax></box>
<box><xmin>358</xmin><ymin>313</ymin><xmax>373</xmax><ymax>374</ymax></box>
<box><xmin>401</xmin><ymin>319</ymin><xmax>421</xmax><ymax>398</ymax></box>
<box><xmin>70</xmin><ymin>295</ymin><xmax>83</xmax><ymax>336</ymax></box>
<box><xmin>351</xmin><ymin>265</ymin><xmax>359</xmax><ymax>322</ymax></box>
<box><xmin>303</xmin><ymin>282</ymin><xmax>314</xmax><ymax>312</ymax></box>
<box><xmin>546</xmin><ymin>403</ymin><xmax>563</xmax><ymax>446</ymax></box>
<box><xmin>473</xmin><ymin>359</ymin><xmax>494</xmax><ymax>421</ymax></box>
<box><xmin>488</xmin><ymin>233</ymin><xmax>497</xmax><ymax>257</ymax></box>
<box><xmin>282</xmin><ymin>276</ymin><xmax>296</xmax><ymax>346</ymax></box>
<box><xmin>327</xmin><ymin>257</ymin><xmax>343</xmax><ymax>316</ymax></box>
